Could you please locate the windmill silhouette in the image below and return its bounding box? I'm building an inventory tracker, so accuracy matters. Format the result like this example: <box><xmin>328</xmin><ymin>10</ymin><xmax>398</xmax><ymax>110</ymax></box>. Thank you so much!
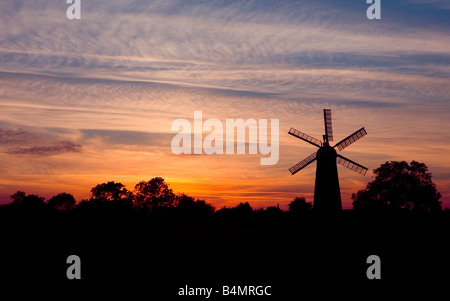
<box><xmin>288</xmin><ymin>109</ymin><xmax>368</xmax><ymax>211</ymax></box>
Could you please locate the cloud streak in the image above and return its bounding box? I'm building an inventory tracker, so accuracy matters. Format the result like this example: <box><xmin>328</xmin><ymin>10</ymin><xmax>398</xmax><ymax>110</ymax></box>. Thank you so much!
<box><xmin>0</xmin><ymin>128</ymin><xmax>81</xmax><ymax>156</ymax></box>
<box><xmin>6</xmin><ymin>141</ymin><xmax>81</xmax><ymax>156</ymax></box>
<box><xmin>1</xmin><ymin>1</ymin><xmax>449</xmax><ymax>80</ymax></box>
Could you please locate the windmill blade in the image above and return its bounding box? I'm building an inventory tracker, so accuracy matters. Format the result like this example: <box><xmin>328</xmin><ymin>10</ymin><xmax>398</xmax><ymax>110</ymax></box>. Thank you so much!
<box><xmin>323</xmin><ymin>109</ymin><xmax>333</xmax><ymax>142</ymax></box>
<box><xmin>334</xmin><ymin>127</ymin><xmax>367</xmax><ymax>151</ymax></box>
<box><xmin>336</xmin><ymin>154</ymin><xmax>368</xmax><ymax>176</ymax></box>
<box><xmin>288</xmin><ymin>127</ymin><xmax>322</xmax><ymax>148</ymax></box>
<box><xmin>289</xmin><ymin>152</ymin><xmax>317</xmax><ymax>175</ymax></box>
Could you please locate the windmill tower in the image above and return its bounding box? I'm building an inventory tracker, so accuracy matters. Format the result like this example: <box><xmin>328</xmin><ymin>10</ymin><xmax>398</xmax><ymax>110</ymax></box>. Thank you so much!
<box><xmin>288</xmin><ymin>109</ymin><xmax>368</xmax><ymax>211</ymax></box>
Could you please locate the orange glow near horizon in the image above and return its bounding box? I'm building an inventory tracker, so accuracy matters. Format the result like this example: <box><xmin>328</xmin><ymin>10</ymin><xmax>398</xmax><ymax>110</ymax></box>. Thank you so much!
<box><xmin>1</xmin><ymin>131</ymin><xmax>448</xmax><ymax>211</ymax></box>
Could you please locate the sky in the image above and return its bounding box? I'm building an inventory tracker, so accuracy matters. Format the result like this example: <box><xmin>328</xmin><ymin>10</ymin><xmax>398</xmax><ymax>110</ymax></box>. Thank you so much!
<box><xmin>0</xmin><ymin>0</ymin><xmax>449</xmax><ymax>210</ymax></box>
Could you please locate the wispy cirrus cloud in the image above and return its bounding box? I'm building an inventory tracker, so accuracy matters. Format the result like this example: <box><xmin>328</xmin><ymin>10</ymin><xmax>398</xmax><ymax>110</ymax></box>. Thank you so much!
<box><xmin>6</xmin><ymin>141</ymin><xmax>81</xmax><ymax>156</ymax></box>
<box><xmin>0</xmin><ymin>128</ymin><xmax>81</xmax><ymax>156</ymax></box>
<box><xmin>1</xmin><ymin>0</ymin><xmax>449</xmax><ymax>81</ymax></box>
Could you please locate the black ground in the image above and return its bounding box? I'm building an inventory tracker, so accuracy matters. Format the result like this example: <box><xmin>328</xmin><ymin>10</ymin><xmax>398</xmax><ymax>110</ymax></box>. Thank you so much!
<box><xmin>1</xmin><ymin>208</ymin><xmax>449</xmax><ymax>297</ymax></box>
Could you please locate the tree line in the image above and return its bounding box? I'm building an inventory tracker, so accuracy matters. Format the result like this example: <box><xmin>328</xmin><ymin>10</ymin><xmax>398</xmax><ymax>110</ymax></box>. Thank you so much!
<box><xmin>1</xmin><ymin>160</ymin><xmax>444</xmax><ymax>215</ymax></box>
<box><xmin>6</xmin><ymin>177</ymin><xmax>216</xmax><ymax>214</ymax></box>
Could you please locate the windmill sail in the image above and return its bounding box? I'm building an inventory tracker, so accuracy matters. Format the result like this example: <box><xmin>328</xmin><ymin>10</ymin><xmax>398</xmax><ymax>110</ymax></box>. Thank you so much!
<box><xmin>336</xmin><ymin>154</ymin><xmax>368</xmax><ymax>175</ymax></box>
<box><xmin>289</xmin><ymin>152</ymin><xmax>317</xmax><ymax>175</ymax></box>
<box><xmin>323</xmin><ymin>109</ymin><xmax>333</xmax><ymax>142</ymax></box>
<box><xmin>288</xmin><ymin>127</ymin><xmax>322</xmax><ymax>148</ymax></box>
<box><xmin>288</xmin><ymin>109</ymin><xmax>368</xmax><ymax>212</ymax></box>
<box><xmin>334</xmin><ymin>127</ymin><xmax>367</xmax><ymax>151</ymax></box>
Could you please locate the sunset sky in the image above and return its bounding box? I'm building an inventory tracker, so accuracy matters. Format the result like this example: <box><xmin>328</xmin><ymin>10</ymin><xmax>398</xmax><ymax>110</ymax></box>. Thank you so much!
<box><xmin>0</xmin><ymin>0</ymin><xmax>449</xmax><ymax>209</ymax></box>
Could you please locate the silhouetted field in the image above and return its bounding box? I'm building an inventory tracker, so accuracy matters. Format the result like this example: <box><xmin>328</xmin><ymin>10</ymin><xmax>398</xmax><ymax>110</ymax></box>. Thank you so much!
<box><xmin>1</xmin><ymin>204</ymin><xmax>449</xmax><ymax>296</ymax></box>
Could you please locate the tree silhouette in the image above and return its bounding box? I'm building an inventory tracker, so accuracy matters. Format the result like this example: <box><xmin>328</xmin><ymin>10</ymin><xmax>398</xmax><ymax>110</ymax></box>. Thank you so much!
<box><xmin>90</xmin><ymin>181</ymin><xmax>132</xmax><ymax>204</ymax></box>
<box><xmin>47</xmin><ymin>193</ymin><xmax>76</xmax><ymax>210</ymax></box>
<box><xmin>288</xmin><ymin>196</ymin><xmax>312</xmax><ymax>214</ymax></box>
<box><xmin>24</xmin><ymin>195</ymin><xmax>45</xmax><ymax>209</ymax></box>
<box><xmin>134</xmin><ymin>177</ymin><xmax>176</xmax><ymax>211</ymax></box>
<box><xmin>352</xmin><ymin>161</ymin><xmax>442</xmax><ymax>212</ymax></box>
<box><xmin>75</xmin><ymin>181</ymin><xmax>134</xmax><ymax>217</ymax></box>
<box><xmin>232</xmin><ymin>202</ymin><xmax>253</xmax><ymax>216</ymax></box>
<box><xmin>256</xmin><ymin>205</ymin><xmax>283</xmax><ymax>218</ymax></box>
<box><xmin>176</xmin><ymin>193</ymin><xmax>215</xmax><ymax>215</ymax></box>
<box><xmin>175</xmin><ymin>193</ymin><xmax>196</xmax><ymax>209</ymax></box>
<box><xmin>10</xmin><ymin>191</ymin><xmax>45</xmax><ymax>210</ymax></box>
<box><xmin>215</xmin><ymin>202</ymin><xmax>254</xmax><ymax>219</ymax></box>
<box><xmin>10</xmin><ymin>191</ymin><xmax>26</xmax><ymax>204</ymax></box>
<box><xmin>194</xmin><ymin>199</ymin><xmax>215</xmax><ymax>215</ymax></box>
